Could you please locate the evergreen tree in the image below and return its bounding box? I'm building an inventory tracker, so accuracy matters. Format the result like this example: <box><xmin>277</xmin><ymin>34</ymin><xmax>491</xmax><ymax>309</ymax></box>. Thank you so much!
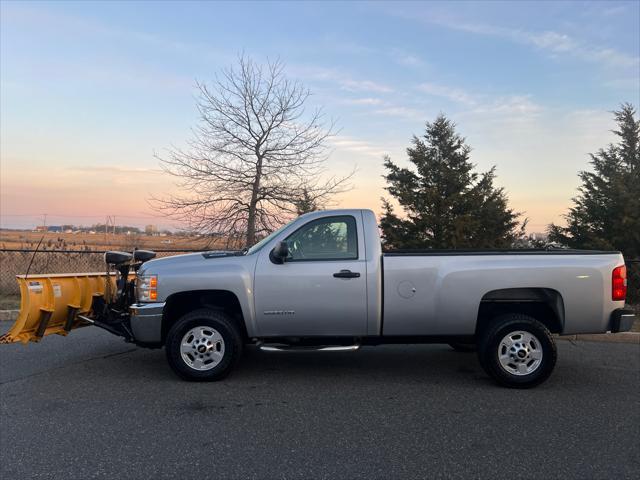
<box><xmin>294</xmin><ymin>188</ymin><xmax>320</xmax><ymax>215</ymax></box>
<box><xmin>548</xmin><ymin>103</ymin><xmax>640</xmax><ymax>258</ymax></box>
<box><xmin>380</xmin><ymin>114</ymin><xmax>523</xmax><ymax>250</ymax></box>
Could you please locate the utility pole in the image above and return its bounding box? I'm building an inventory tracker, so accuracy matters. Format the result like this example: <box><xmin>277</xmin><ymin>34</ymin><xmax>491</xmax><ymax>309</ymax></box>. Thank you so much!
<box><xmin>104</xmin><ymin>215</ymin><xmax>117</xmax><ymax>244</ymax></box>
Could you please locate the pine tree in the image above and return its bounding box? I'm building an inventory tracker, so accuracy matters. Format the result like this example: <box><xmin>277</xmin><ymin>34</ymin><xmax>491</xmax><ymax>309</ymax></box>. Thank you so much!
<box><xmin>380</xmin><ymin>114</ymin><xmax>523</xmax><ymax>250</ymax></box>
<box><xmin>294</xmin><ymin>188</ymin><xmax>319</xmax><ymax>215</ymax></box>
<box><xmin>548</xmin><ymin>103</ymin><xmax>640</xmax><ymax>258</ymax></box>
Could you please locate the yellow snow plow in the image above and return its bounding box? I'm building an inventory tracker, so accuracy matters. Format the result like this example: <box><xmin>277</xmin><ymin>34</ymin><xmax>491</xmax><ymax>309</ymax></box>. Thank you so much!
<box><xmin>0</xmin><ymin>250</ymin><xmax>156</xmax><ymax>344</ymax></box>
<box><xmin>0</xmin><ymin>273</ymin><xmax>117</xmax><ymax>344</ymax></box>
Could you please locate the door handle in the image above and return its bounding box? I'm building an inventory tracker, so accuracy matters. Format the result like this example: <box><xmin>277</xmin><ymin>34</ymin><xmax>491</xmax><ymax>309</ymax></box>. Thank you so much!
<box><xmin>333</xmin><ymin>269</ymin><xmax>361</xmax><ymax>279</ymax></box>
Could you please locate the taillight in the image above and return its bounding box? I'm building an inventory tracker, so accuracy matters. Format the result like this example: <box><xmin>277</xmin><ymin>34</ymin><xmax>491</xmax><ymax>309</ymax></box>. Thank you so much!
<box><xmin>612</xmin><ymin>265</ymin><xmax>627</xmax><ymax>301</ymax></box>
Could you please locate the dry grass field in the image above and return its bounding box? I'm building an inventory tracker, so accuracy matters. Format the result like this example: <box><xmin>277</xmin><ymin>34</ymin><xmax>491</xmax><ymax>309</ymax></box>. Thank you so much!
<box><xmin>0</xmin><ymin>229</ymin><xmax>228</xmax><ymax>251</ymax></box>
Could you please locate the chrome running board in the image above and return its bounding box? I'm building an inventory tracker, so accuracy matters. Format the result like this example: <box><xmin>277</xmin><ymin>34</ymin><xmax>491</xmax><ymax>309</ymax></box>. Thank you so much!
<box><xmin>259</xmin><ymin>344</ymin><xmax>360</xmax><ymax>352</ymax></box>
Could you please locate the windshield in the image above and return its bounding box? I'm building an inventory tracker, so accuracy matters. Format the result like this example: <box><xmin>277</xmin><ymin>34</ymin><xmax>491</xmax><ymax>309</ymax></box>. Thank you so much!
<box><xmin>245</xmin><ymin>219</ymin><xmax>295</xmax><ymax>255</ymax></box>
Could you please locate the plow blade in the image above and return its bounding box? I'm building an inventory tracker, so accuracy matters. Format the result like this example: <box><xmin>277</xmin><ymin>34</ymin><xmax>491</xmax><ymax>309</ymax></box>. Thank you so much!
<box><xmin>0</xmin><ymin>273</ymin><xmax>116</xmax><ymax>344</ymax></box>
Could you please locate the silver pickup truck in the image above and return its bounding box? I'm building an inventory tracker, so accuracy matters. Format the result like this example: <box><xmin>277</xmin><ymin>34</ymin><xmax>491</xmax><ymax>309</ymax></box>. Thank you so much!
<box><xmin>121</xmin><ymin>209</ymin><xmax>635</xmax><ymax>388</ymax></box>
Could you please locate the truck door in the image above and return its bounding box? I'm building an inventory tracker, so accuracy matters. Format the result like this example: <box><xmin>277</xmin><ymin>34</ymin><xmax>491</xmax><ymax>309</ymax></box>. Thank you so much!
<box><xmin>254</xmin><ymin>214</ymin><xmax>368</xmax><ymax>336</ymax></box>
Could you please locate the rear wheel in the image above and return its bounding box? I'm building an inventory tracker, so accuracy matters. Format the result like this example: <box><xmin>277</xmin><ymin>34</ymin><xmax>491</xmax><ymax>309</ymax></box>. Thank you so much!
<box><xmin>478</xmin><ymin>313</ymin><xmax>556</xmax><ymax>388</ymax></box>
<box><xmin>165</xmin><ymin>309</ymin><xmax>243</xmax><ymax>381</ymax></box>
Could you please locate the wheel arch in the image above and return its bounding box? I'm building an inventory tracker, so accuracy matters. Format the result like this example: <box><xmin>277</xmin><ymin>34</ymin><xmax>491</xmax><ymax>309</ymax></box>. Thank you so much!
<box><xmin>162</xmin><ymin>290</ymin><xmax>249</xmax><ymax>344</ymax></box>
<box><xmin>475</xmin><ymin>287</ymin><xmax>565</xmax><ymax>336</ymax></box>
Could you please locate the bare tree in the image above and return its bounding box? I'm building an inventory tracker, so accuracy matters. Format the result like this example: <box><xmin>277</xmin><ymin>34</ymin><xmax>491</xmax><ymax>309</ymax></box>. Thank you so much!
<box><xmin>153</xmin><ymin>56</ymin><xmax>352</xmax><ymax>247</ymax></box>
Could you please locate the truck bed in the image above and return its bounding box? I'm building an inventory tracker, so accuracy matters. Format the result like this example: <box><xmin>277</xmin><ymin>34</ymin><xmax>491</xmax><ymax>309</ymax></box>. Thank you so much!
<box><xmin>384</xmin><ymin>249</ymin><xmax>620</xmax><ymax>256</ymax></box>
<box><xmin>381</xmin><ymin>251</ymin><xmax>625</xmax><ymax>336</ymax></box>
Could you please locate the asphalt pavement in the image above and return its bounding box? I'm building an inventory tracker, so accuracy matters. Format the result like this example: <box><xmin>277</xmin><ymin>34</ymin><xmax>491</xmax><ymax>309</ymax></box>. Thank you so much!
<box><xmin>1</xmin><ymin>325</ymin><xmax>639</xmax><ymax>479</ymax></box>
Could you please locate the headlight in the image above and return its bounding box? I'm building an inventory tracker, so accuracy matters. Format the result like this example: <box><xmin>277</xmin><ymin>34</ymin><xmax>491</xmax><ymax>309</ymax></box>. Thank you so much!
<box><xmin>137</xmin><ymin>274</ymin><xmax>158</xmax><ymax>302</ymax></box>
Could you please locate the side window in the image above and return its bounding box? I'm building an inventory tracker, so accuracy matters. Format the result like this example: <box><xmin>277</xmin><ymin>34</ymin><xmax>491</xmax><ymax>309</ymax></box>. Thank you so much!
<box><xmin>286</xmin><ymin>216</ymin><xmax>358</xmax><ymax>261</ymax></box>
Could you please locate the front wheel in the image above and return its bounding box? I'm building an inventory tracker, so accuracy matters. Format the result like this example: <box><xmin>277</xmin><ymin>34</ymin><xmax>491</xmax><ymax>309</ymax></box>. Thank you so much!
<box><xmin>165</xmin><ymin>309</ymin><xmax>243</xmax><ymax>381</ymax></box>
<box><xmin>478</xmin><ymin>314</ymin><xmax>557</xmax><ymax>388</ymax></box>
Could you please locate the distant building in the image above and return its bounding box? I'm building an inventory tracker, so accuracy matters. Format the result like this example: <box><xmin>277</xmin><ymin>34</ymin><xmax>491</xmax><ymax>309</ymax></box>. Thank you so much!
<box><xmin>35</xmin><ymin>225</ymin><xmax>62</xmax><ymax>232</ymax></box>
<box><xmin>530</xmin><ymin>232</ymin><xmax>548</xmax><ymax>242</ymax></box>
<box><xmin>145</xmin><ymin>225</ymin><xmax>158</xmax><ymax>235</ymax></box>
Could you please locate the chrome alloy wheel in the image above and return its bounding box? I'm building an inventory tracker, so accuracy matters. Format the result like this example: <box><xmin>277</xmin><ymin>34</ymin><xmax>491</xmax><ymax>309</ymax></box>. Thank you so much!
<box><xmin>497</xmin><ymin>330</ymin><xmax>543</xmax><ymax>376</ymax></box>
<box><xmin>180</xmin><ymin>327</ymin><xmax>225</xmax><ymax>371</ymax></box>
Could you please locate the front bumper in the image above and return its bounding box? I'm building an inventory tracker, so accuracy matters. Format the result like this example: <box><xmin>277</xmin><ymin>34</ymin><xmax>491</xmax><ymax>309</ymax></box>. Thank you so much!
<box><xmin>130</xmin><ymin>302</ymin><xmax>165</xmax><ymax>344</ymax></box>
<box><xmin>609</xmin><ymin>309</ymin><xmax>636</xmax><ymax>333</ymax></box>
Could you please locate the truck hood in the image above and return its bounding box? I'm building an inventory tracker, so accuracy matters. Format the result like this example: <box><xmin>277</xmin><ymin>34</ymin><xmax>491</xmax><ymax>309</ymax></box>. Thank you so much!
<box><xmin>140</xmin><ymin>251</ymin><xmax>246</xmax><ymax>274</ymax></box>
<box><xmin>139</xmin><ymin>250</ymin><xmax>257</xmax><ymax>303</ymax></box>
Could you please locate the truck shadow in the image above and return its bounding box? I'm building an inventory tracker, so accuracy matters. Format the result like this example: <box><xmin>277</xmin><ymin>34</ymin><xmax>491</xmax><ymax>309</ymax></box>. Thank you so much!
<box><xmin>115</xmin><ymin>343</ymin><xmax>492</xmax><ymax>385</ymax></box>
<box><xmin>235</xmin><ymin>344</ymin><xmax>491</xmax><ymax>385</ymax></box>
<box><xmin>90</xmin><ymin>341</ymin><xmax>601</xmax><ymax>389</ymax></box>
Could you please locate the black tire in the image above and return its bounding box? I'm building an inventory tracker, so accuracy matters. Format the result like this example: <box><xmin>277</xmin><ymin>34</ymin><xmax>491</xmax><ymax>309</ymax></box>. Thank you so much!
<box><xmin>477</xmin><ymin>313</ymin><xmax>557</xmax><ymax>388</ymax></box>
<box><xmin>165</xmin><ymin>308</ymin><xmax>243</xmax><ymax>381</ymax></box>
<box><xmin>448</xmin><ymin>342</ymin><xmax>476</xmax><ymax>352</ymax></box>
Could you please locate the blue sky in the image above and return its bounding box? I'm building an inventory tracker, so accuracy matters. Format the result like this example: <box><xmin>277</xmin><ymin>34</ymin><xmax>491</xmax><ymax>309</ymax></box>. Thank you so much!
<box><xmin>1</xmin><ymin>0</ymin><xmax>639</xmax><ymax>231</ymax></box>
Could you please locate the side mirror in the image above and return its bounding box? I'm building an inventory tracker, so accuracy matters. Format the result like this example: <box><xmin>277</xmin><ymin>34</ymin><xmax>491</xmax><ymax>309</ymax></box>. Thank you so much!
<box><xmin>269</xmin><ymin>241</ymin><xmax>289</xmax><ymax>264</ymax></box>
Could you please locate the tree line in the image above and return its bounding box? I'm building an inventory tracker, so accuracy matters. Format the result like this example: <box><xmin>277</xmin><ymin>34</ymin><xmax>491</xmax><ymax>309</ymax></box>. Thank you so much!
<box><xmin>155</xmin><ymin>57</ymin><xmax>639</xmax><ymax>266</ymax></box>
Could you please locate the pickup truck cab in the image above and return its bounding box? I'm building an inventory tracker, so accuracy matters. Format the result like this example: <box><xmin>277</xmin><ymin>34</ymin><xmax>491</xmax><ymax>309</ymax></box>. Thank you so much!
<box><xmin>131</xmin><ymin>209</ymin><xmax>634</xmax><ymax>388</ymax></box>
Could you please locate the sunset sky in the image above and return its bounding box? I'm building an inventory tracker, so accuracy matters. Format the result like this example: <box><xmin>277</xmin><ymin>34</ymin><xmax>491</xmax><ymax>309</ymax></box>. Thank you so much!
<box><xmin>1</xmin><ymin>0</ymin><xmax>639</xmax><ymax>232</ymax></box>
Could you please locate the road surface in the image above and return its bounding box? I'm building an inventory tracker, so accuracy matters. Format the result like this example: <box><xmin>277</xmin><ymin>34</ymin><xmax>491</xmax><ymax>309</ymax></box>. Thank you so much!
<box><xmin>1</xmin><ymin>326</ymin><xmax>638</xmax><ymax>479</ymax></box>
